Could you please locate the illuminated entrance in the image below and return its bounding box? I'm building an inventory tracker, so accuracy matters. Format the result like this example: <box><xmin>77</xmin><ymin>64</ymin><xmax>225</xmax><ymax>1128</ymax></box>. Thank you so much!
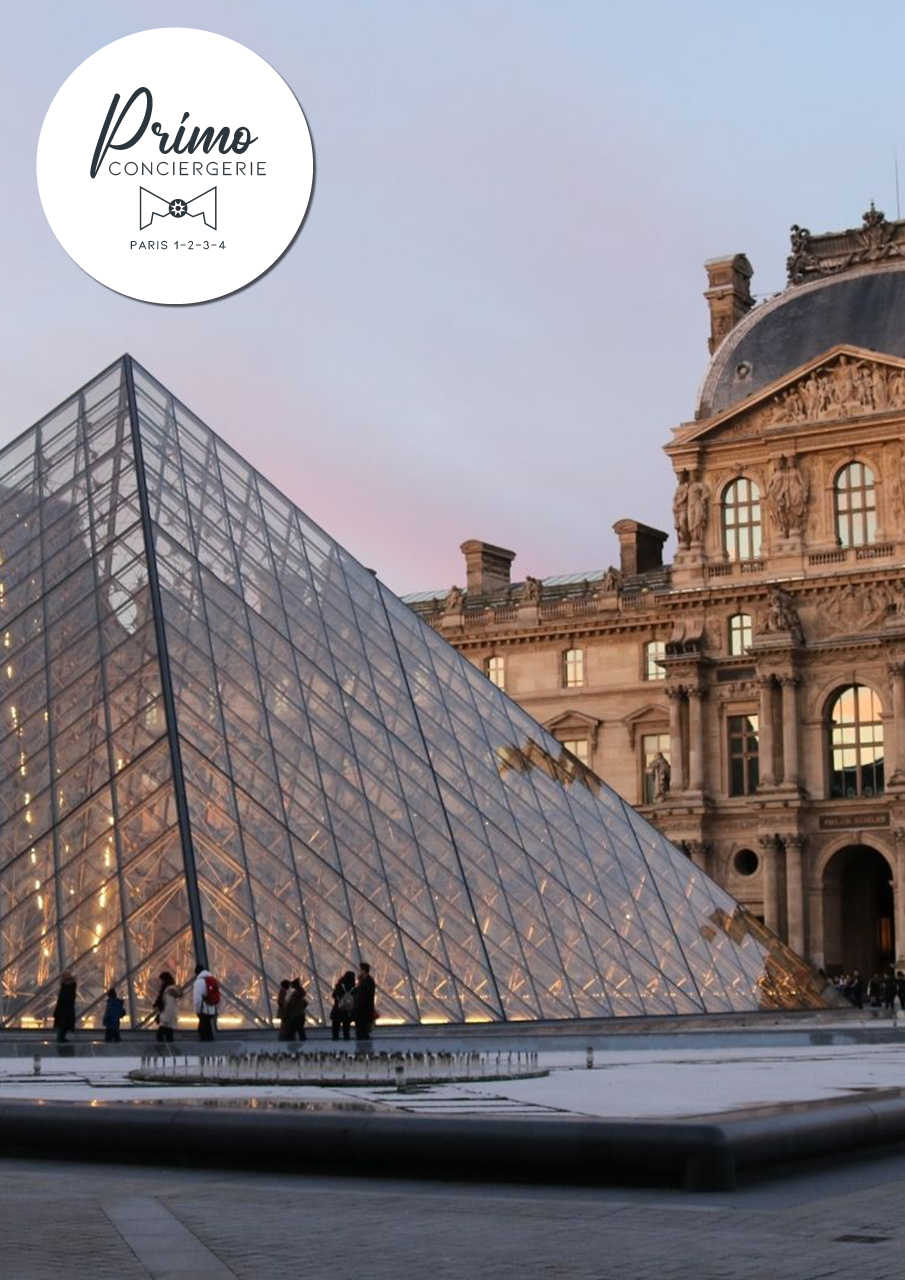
<box><xmin>822</xmin><ymin>845</ymin><xmax>894</xmax><ymax>977</ymax></box>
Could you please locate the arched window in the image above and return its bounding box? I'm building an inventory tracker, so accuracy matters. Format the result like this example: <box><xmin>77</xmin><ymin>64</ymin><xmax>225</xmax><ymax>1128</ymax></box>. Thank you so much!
<box><xmin>728</xmin><ymin>613</ymin><xmax>753</xmax><ymax>655</ymax></box>
<box><xmin>829</xmin><ymin>684</ymin><xmax>884</xmax><ymax>798</ymax></box>
<box><xmin>722</xmin><ymin>477</ymin><xmax>762</xmax><ymax>561</ymax></box>
<box><xmin>563</xmin><ymin>648</ymin><xmax>585</xmax><ymax>688</ymax></box>
<box><xmin>835</xmin><ymin>461</ymin><xmax>876</xmax><ymax>548</ymax></box>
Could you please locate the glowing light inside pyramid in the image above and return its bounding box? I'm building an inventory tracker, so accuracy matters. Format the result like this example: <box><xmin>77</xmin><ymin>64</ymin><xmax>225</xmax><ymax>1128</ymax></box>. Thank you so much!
<box><xmin>0</xmin><ymin>360</ymin><xmax>831</xmax><ymax>1028</ymax></box>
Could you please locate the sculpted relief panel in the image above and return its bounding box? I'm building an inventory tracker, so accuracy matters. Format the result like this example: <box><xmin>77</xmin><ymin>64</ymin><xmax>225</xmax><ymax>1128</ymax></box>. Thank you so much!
<box><xmin>706</xmin><ymin>355</ymin><xmax>905</xmax><ymax>444</ymax></box>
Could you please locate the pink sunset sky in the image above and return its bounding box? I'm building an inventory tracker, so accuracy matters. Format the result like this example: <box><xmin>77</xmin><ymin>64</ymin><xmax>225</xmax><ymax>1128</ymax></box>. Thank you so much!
<box><xmin>3</xmin><ymin>1</ymin><xmax>905</xmax><ymax>594</ymax></box>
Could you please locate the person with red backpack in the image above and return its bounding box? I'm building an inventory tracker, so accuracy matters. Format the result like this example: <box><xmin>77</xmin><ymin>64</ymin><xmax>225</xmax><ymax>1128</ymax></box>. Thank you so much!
<box><xmin>192</xmin><ymin>962</ymin><xmax>221</xmax><ymax>1041</ymax></box>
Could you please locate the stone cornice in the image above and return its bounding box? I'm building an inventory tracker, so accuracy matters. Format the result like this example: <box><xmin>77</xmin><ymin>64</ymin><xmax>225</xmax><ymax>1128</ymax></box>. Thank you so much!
<box><xmin>421</xmin><ymin>562</ymin><xmax>905</xmax><ymax>652</ymax></box>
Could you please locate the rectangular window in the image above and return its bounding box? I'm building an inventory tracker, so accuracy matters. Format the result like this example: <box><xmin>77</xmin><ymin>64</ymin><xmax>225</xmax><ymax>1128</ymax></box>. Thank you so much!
<box><xmin>563</xmin><ymin>648</ymin><xmax>584</xmax><ymax>688</ymax></box>
<box><xmin>641</xmin><ymin>732</ymin><xmax>670</xmax><ymax>804</ymax></box>
<box><xmin>729</xmin><ymin>614</ymin><xmax>752</xmax><ymax>656</ymax></box>
<box><xmin>644</xmin><ymin>640</ymin><xmax>666</xmax><ymax>681</ymax></box>
<box><xmin>561</xmin><ymin>738</ymin><xmax>589</xmax><ymax>766</ymax></box>
<box><xmin>485</xmin><ymin>655</ymin><xmax>505</xmax><ymax>689</ymax></box>
<box><xmin>728</xmin><ymin>713</ymin><xmax>759</xmax><ymax>796</ymax></box>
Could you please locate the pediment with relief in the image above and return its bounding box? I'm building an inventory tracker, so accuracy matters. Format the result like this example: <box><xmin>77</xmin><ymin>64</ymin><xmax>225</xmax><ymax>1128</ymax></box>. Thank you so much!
<box><xmin>681</xmin><ymin>346</ymin><xmax>905</xmax><ymax>445</ymax></box>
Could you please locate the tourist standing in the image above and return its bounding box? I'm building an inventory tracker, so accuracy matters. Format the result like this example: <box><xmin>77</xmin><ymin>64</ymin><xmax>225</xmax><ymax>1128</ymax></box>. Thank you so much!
<box><xmin>331</xmin><ymin>971</ymin><xmax>356</xmax><ymax>1041</ymax></box>
<box><xmin>102</xmin><ymin>987</ymin><xmax>125</xmax><ymax>1042</ymax></box>
<box><xmin>192</xmin><ymin>963</ymin><xmax>220</xmax><ymax>1041</ymax></box>
<box><xmin>280</xmin><ymin>978</ymin><xmax>308</xmax><ymax>1041</ymax></box>
<box><xmin>353</xmin><ymin>962</ymin><xmax>376</xmax><ymax>1044</ymax></box>
<box><xmin>882</xmin><ymin>971</ymin><xmax>897</xmax><ymax>1012</ymax></box>
<box><xmin>276</xmin><ymin>979</ymin><xmax>291</xmax><ymax>1036</ymax></box>
<box><xmin>897</xmin><ymin>970</ymin><xmax>905</xmax><ymax>1012</ymax></box>
<box><xmin>53</xmin><ymin>972</ymin><xmax>77</xmax><ymax>1044</ymax></box>
<box><xmin>868</xmin><ymin>973</ymin><xmax>881</xmax><ymax>1007</ymax></box>
<box><xmin>153</xmin><ymin>971</ymin><xmax>183</xmax><ymax>1043</ymax></box>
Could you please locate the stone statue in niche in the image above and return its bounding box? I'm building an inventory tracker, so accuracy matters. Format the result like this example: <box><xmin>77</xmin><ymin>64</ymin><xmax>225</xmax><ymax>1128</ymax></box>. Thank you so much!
<box><xmin>523</xmin><ymin>575</ymin><xmax>543</xmax><ymax>603</ymax></box>
<box><xmin>443</xmin><ymin>585</ymin><xmax>464</xmax><ymax>614</ymax></box>
<box><xmin>672</xmin><ymin>470</ymin><xmax>691</xmax><ymax>549</ymax></box>
<box><xmin>767</xmin><ymin>454</ymin><xmax>809</xmax><ymax>538</ymax></box>
<box><xmin>687</xmin><ymin>476</ymin><xmax>710</xmax><ymax>544</ymax></box>
<box><xmin>651</xmin><ymin>752</ymin><xmax>671</xmax><ymax>801</ymax></box>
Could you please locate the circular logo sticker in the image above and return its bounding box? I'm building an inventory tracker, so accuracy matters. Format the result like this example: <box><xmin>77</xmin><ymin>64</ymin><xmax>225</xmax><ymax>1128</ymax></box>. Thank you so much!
<box><xmin>37</xmin><ymin>28</ymin><xmax>314</xmax><ymax>305</ymax></box>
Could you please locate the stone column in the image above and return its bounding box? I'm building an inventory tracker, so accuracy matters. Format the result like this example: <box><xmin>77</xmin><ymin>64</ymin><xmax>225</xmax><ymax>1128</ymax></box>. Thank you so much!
<box><xmin>758</xmin><ymin>834</ymin><xmax>783</xmax><ymax>937</ymax></box>
<box><xmin>757</xmin><ymin>676</ymin><xmax>776</xmax><ymax>788</ymax></box>
<box><xmin>888</xmin><ymin>664</ymin><xmax>905</xmax><ymax>784</ymax></box>
<box><xmin>784</xmin><ymin>834</ymin><xmax>807</xmax><ymax>957</ymax></box>
<box><xmin>666</xmin><ymin>686</ymin><xmax>686</xmax><ymax>792</ymax></box>
<box><xmin>687</xmin><ymin>686</ymin><xmax>706</xmax><ymax>793</ymax></box>
<box><xmin>779</xmin><ymin>676</ymin><xmax>801</xmax><ymax>789</ymax></box>
<box><xmin>894</xmin><ymin>828</ymin><xmax>905</xmax><ymax>967</ymax></box>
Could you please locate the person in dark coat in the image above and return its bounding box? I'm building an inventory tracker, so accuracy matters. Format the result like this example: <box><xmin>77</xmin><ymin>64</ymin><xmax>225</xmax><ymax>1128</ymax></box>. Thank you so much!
<box><xmin>850</xmin><ymin>970</ymin><xmax>864</xmax><ymax>1009</ymax></box>
<box><xmin>102</xmin><ymin>987</ymin><xmax>125</xmax><ymax>1042</ymax></box>
<box><xmin>280</xmin><ymin>979</ymin><xmax>308</xmax><ymax>1041</ymax></box>
<box><xmin>868</xmin><ymin>973</ymin><xmax>881</xmax><ymax>1007</ymax></box>
<box><xmin>276</xmin><ymin>979</ymin><xmax>291</xmax><ymax>1035</ymax></box>
<box><xmin>882</xmin><ymin>971</ymin><xmax>897</xmax><ymax>1012</ymax></box>
<box><xmin>53</xmin><ymin>972</ymin><xmax>77</xmax><ymax>1043</ymax></box>
<box><xmin>330</xmin><ymin>971</ymin><xmax>356</xmax><ymax>1041</ymax></box>
<box><xmin>897</xmin><ymin>970</ymin><xmax>905</xmax><ymax>1012</ymax></box>
<box><xmin>353</xmin><ymin>962</ymin><xmax>376</xmax><ymax>1044</ymax></box>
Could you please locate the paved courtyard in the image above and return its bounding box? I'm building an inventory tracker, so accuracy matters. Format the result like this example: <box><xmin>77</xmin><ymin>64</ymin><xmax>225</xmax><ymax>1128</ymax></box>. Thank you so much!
<box><xmin>6</xmin><ymin>1025</ymin><xmax>905</xmax><ymax>1277</ymax></box>
<box><xmin>4</xmin><ymin>1031</ymin><xmax>905</xmax><ymax>1119</ymax></box>
<box><xmin>4</xmin><ymin>1149</ymin><xmax>905</xmax><ymax>1280</ymax></box>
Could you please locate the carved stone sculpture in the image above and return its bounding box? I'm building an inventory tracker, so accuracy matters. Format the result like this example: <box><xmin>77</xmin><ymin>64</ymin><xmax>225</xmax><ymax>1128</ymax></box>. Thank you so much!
<box><xmin>651</xmin><ymin>751</ymin><xmax>671</xmax><ymax>801</ymax></box>
<box><xmin>747</xmin><ymin>354</ymin><xmax>905</xmax><ymax>432</ymax></box>
<box><xmin>819</xmin><ymin>581</ymin><xmax>891</xmax><ymax>636</ymax></box>
<box><xmin>786</xmin><ymin>224</ymin><xmax>816</xmax><ymax>284</ymax></box>
<box><xmin>762</xmin><ymin>588</ymin><xmax>803</xmax><ymax>642</ymax></box>
<box><xmin>601</xmin><ymin>565</ymin><xmax>622</xmax><ymax>593</ymax></box>
<box><xmin>443</xmin><ymin>585</ymin><xmax>464</xmax><ymax>614</ymax></box>
<box><xmin>523</xmin><ymin>575</ymin><xmax>543</xmax><ymax>603</ymax></box>
<box><xmin>687</xmin><ymin>477</ymin><xmax>710</xmax><ymax>544</ymax></box>
<box><xmin>767</xmin><ymin>454</ymin><xmax>809</xmax><ymax>538</ymax></box>
<box><xmin>672</xmin><ymin>470</ymin><xmax>691</xmax><ymax>549</ymax></box>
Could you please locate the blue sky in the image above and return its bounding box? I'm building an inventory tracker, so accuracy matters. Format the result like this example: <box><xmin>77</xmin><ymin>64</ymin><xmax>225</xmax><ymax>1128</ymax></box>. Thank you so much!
<box><xmin>3</xmin><ymin>1</ymin><xmax>905</xmax><ymax>592</ymax></box>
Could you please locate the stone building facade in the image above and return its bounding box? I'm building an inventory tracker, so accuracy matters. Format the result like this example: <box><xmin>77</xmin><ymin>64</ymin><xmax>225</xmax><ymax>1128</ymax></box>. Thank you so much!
<box><xmin>406</xmin><ymin>208</ymin><xmax>905</xmax><ymax>978</ymax></box>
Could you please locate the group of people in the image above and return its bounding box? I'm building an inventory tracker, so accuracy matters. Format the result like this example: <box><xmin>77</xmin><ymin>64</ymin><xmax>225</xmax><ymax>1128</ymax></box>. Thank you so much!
<box><xmin>276</xmin><ymin>964</ymin><xmax>377</xmax><ymax>1043</ymax></box>
<box><xmin>832</xmin><ymin>969</ymin><xmax>905</xmax><ymax>1011</ymax></box>
<box><xmin>52</xmin><ymin>963</ymin><xmax>223</xmax><ymax>1044</ymax></box>
<box><xmin>51</xmin><ymin>961</ymin><xmax>377</xmax><ymax>1044</ymax></box>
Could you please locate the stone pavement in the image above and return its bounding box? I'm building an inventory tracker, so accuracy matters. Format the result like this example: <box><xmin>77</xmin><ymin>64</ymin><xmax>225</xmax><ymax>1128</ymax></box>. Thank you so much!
<box><xmin>3</xmin><ymin>1150</ymin><xmax>905</xmax><ymax>1280</ymax></box>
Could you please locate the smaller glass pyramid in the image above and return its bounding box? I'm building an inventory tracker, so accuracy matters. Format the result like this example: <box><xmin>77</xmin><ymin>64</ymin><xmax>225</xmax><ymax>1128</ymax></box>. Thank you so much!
<box><xmin>0</xmin><ymin>358</ymin><xmax>830</xmax><ymax>1028</ymax></box>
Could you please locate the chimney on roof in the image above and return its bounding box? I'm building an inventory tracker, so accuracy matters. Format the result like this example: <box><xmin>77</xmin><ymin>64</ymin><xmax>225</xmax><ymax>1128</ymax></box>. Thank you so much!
<box><xmin>704</xmin><ymin>254</ymin><xmax>754</xmax><ymax>354</ymax></box>
<box><xmin>612</xmin><ymin>520</ymin><xmax>668</xmax><ymax>578</ymax></box>
<box><xmin>460</xmin><ymin>540</ymin><xmax>516</xmax><ymax>597</ymax></box>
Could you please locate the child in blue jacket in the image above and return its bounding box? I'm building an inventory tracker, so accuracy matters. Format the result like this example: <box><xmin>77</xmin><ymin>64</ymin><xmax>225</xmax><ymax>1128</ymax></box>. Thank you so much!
<box><xmin>103</xmin><ymin>987</ymin><xmax>126</xmax><ymax>1043</ymax></box>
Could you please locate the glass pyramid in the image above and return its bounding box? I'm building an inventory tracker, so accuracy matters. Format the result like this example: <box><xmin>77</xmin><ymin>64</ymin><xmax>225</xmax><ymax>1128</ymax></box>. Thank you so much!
<box><xmin>0</xmin><ymin>358</ymin><xmax>830</xmax><ymax>1029</ymax></box>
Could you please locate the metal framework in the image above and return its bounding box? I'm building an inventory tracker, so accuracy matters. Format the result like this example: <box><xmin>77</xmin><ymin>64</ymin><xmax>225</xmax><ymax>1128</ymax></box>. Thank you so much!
<box><xmin>0</xmin><ymin>359</ymin><xmax>832</xmax><ymax>1028</ymax></box>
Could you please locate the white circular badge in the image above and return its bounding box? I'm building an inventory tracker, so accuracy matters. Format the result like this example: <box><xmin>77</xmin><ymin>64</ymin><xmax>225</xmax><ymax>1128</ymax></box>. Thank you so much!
<box><xmin>37</xmin><ymin>28</ymin><xmax>314</xmax><ymax>305</ymax></box>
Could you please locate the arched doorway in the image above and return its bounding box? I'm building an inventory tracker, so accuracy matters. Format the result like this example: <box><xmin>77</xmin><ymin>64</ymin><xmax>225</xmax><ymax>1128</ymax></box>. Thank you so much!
<box><xmin>822</xmin><ymin>845</ymin><xmax>894</xmax><ymax>977</ymax></box>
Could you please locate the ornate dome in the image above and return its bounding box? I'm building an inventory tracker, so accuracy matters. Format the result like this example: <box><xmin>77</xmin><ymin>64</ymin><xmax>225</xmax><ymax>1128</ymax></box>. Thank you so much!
<box><xmin>699</xmin><ymin>209</ymin><xmax>905</xmax><ymax>420</ymax></box>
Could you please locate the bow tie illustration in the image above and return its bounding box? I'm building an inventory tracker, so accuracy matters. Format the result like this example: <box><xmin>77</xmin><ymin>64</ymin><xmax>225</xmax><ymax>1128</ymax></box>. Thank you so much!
<box><xmin>140</xmin><ymin>186</ymin><xmax>217</xmax><ymax>231</ymax></box>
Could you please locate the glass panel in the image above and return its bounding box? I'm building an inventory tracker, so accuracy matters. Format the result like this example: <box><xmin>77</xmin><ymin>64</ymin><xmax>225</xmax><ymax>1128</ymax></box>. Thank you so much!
<box><xmin>0</xmin><ymin>357</ymin><xmax>836</xmax><ymax>1025</ymax></box>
